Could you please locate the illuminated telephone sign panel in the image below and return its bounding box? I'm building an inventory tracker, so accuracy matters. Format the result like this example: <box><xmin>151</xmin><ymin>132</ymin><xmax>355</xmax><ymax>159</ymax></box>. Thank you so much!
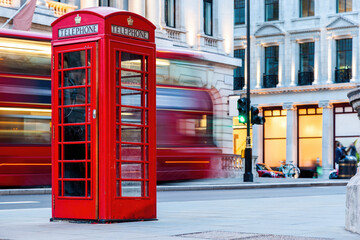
<box><xmin>51</xmin><ymin>7</ymin><xmax>156</xmax><ymax>223</ymax></box>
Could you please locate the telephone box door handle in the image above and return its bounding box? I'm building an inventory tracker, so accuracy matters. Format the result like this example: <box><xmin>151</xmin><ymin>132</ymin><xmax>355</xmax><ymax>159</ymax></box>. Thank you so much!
<box><xmin>93</xmin><ymin>109</ymin><xmax>96</xmax><ymax>119</ymax></box>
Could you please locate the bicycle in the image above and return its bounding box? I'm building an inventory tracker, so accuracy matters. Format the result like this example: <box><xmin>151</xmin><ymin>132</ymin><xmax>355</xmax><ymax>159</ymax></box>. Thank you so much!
<box><xmin>278</xmin><ymin>161</ymin><xmax>301</xmax><ymax>178</ymax></box>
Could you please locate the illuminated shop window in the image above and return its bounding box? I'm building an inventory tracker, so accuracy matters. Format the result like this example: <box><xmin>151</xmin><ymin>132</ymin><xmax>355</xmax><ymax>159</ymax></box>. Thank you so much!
<box><xmin>298</xmin><ymin>107</ymin><xmax>322</xmax><ymax>168</ymax></box>
<box><xmin>334</xmin><ymin>104</ymin><xmax>360</xmax><ymax>164</ymax></box>
<box><xmin>263</xmin><ymin>109</ymin><xmax>286</xmax><ymax>168</ymax></box>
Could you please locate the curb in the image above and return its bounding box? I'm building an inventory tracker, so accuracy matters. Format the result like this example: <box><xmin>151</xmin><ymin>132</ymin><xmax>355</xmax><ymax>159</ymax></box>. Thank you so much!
<box><xmin>0</xmin><ymin>181</ymin><xmax>348</xmax><ymax>195</ymax></box>
<box><xmin>156</xmin><ymin>181</ymin><xmax>349</xmax><ymax>191</ymax></box>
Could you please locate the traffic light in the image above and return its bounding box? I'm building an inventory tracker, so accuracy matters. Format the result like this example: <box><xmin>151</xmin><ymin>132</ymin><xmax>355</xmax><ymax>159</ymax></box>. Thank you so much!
<box><xmin>250</xmin><ymin>106</ymin><xmax>265</xmax><ymax>125</ymax></box>
<box><xmin>237</xmin><ymin>97</ymin><xmax>247</xmax><ymax>124</ymax></box>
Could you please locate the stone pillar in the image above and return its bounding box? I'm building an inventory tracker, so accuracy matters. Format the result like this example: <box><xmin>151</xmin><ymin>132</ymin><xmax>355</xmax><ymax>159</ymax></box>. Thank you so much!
<box><xmin>327</xmin><ymin>37</ymin><xmax>334</xmax><ymax>84</ymax></box>
<box><xmin>290</xmin><ymin>41</ymin><xmax>297</xmax><ymax>86</ymax></box>
<box><xmin>255</xmin><ymin>43</ymin><xmax>262</xmax><ymax>89</ymax></box>
<box><xmin>319</xmin><ymin>100</ymin><xmax>334</xmax><ymax>178</ymax></box>
<box><xmin>313</xmin><ymin>38</ymin><xmax>320</xmax><ymax>85</ymax></box>
<box><xmin>277</xmin><ymin>42</ymin><xmax>285</xmax><ymax>87</ymax></box>
<box><xmin>283</xmin><ymin>103</ymin><xmax>297</xmax><ymax>164</ymax></box>
<box><xmin>351</xmin><ymin>34</ymin><xmax>359</xmax><ymax>82</ymax></box>
<box><xmin>146</xmin><ymin>0</ymin><xmax>161</xmax><ymax>29</ymax></box>
<box><xmin>129</xmin><ymin>0</ymin><xmax>145</xmax><ymax>16</ymax></box>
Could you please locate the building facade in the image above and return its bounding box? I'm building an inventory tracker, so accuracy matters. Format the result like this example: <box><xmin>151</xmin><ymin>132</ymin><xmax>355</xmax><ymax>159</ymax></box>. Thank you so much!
<box><xmin>0</xmin><ymin>0</ymin><xmax>240</xmax><ymax>154</ymax></box>
<box><xmin>231</xmin><ymin>0</ymin><xmax>360</xmax><ymax>177</ymax></box>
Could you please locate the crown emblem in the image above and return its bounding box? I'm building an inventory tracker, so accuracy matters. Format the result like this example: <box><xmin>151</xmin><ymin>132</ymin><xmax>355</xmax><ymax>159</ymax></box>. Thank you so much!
<box><xmin>75</xmin><ymin>14</ymin><xmax>81</xmax><ymax>24</ymax></box>
<box><xmin>127</xmin><ymin>16</ymin><xmax>133</xmax><ymax>26</ymax></box>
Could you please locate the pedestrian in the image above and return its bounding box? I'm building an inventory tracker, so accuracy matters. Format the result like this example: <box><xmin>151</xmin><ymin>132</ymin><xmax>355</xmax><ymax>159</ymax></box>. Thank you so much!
<box><xmin>334</xmin><ymin>141</ymin><xmax>344</xmax><ymax>169</ymax></box>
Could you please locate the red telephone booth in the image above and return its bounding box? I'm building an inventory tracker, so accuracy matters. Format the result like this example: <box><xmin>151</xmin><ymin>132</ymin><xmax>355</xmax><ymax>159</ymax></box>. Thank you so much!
<box><xmin>51</xmin><ymin>7</ymin><xmax>156</xmax><ymax>222</ymax></box>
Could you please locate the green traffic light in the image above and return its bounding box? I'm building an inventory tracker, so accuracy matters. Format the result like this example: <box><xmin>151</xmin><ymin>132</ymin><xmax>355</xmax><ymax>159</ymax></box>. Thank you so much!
<box><xmin>239</xmin><ymin>115</ymin><xmax>246</xmax><ymax>123</ymax></box>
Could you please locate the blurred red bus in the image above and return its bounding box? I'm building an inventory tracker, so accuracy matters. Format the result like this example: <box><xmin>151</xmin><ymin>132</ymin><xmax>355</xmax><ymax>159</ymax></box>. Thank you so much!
<box><xmin>0</xmin><ymin>29</ymin><xmax>222</xmax><ymax>186</ymax></box>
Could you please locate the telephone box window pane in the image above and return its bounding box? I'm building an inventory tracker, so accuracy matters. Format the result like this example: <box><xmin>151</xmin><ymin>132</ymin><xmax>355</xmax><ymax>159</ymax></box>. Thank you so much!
<box><xmin>116</xmin><ymin>69</ymin><xmax>120</xmax><ymax>86</ymax></box>
<box><xmin>64</xmin><ymin>162</ymin><xmax>86</xmax><ymax>178</ymax></box>
<box><xmin>87</xmin><ymin>50</ymin><xmax>91</xmax><ymax>66</ymax></box>
<box><xmin>87</xmin><ymin>181</ymin><xmax>91</xmax><ymax>197</ymax></box>
<box><xmin>145</xmin><ymin>56</ymin><xmax>148</xmax><ymax>72</ymax></box>
<box><xmin>144</xmin><ymin>146</ymin><xmax>149</xmax><ymax>161</ymax></box>
<box><xmin>63</xmin><ymin>88</ymin><xmax>86</xmax><ymax>105</ymax></box>
<box><xmin>145</xmin><ymin>74</ymin><xmax>148</xmax><ymax>89</ymax></box>
<box><xmin>121</xmin><ymin>89</ymin><xmax>141</xmax><ymax>107</ymax></box>
<box><xmin>121</xmin><ymin>144</ymin><xmax>142</xmax><ymax>161</ymax></box>
<box><xmin>121</xmin><ymin>52</ymin><xmax>142</xmax><ymax>71</ymax></box>
<box><xmin>116</xmin><ymin>88</ymin><xmax>120</xmax><ymax>104</ymax></box>
<box><xmin>121</xmin><ymin>126</ymin><xmax>142</xmax><ymax>143</ymax></box>
<box><xmin>58</xmin><ymin>72</ymin><xmax>62</xmax><ymax>87</ymax></box>
<box><xmin>145</xmin><ymin>163</ymin><xmax>149</xmax><ymax>179</ymax></box>
<box><xmin>121</xmin><ymin>163</ymin><xmax>143</xmax><ymax>179</ymax></box>
<box><xmin>58</xmin><ymin>163</ymin><xmax>62</xmax><ymax>178</ymax></box>
<box><xmin>64</xmin><ymin>144</ymin><xmax>86</xmax><ymax>160</ymax></box>
<box><xmin>116</xmin><ymin>106</ymin><xmax>120</xmax><ymax>123</ymax></box>
<box><xmin>64</xmin><ymin>125</ymin><xmax>85</xmax><ymax>142</ymax></box>
<box><xmin>121</xmin><ymin>181</ymin><xmax>142</xmax><ymax>197</ymax></box>
<box><xmin>116</xmin><ymin>125</ymin><xmax>120</xmax><ymax>141</ymax></box>
<box><xmin>58</xmin><ymin>90</ymin><xmax>62</xmax><ymax>106</ymax></box>
<box><xmin>116</xmin><ymin>51</ymin><xmax>119</xmax><ymax>68</ymax></box>
<box><xmin>64</xmin><ymin>69</ymin><xmax>86</xmax><ymax>86</ymax></box>
<box><xmin>121</xmin><ymin>71</ymin><xmax>142</xmax><ymax>88</ymax></box>
<box><xmin>145</xmin><ymin>128</ymin><xmax>148</xmax><ymax>143</ymax></box>
<box><xmin>87</xmin><ymin>69</ymin><xmax>91</xmax><ymax>85</ymax></box>
<box><xmin>116</xmin><ymin>143</ymin><xmax>120</xmax><ymax>160</ymax></box>
<box><xmin>64</xmin><ymin>181</ymin><xmax>86</xmax><ymax>197</ymax></box>
<box><xmin>64</xmin><ymin>107</ymin><xmax>86</xmax><ymax>123</ymax></box>
<box><xmin>116</xmin><ymin>180</ymin><xmax>120</xmax><ymax>197</ymax></box>
<box><xmin>121</xmin><ymin>107</ymin><xmax>142</xmax><ymax>124</ymax></box>
<box><xmin>58</xmin><ymin>144</ymin><xmax>62</xmax><ymax>159</ymax></box>
<box><xmin>87</xmin><ymin>87</ymin><xmax>91</xmax><ymax>103</ymax></box>
<box><xmin>58</xmin><ymin>126</ymin><xmax>62</xmax><ymax>142</ymax></box>
<box><xmin>87</xmin><ymin>162</ymin><xmax>91</xmax><ymax>178</ymax></box>
<box><xmin>116</xmin><ymin>162</ymin><xmax>120</xmax><ymax>178</ymax></box>
<box><xmin>58</xmin><ymin>181</ymin><xmax>62</xmax><ymax>196</ymax></box>
<box><xmin>63</xmin><ymin>51</ymin><xmax>86</xmax><ymax>68</ymax></box>
<box><xmin>58</xmin><ymin>53</ymin><xmax>62</xmax><ymax>69</ymax></box>
<box><xmin>145</xmin><ymin>181</ymin><xmax>149</xmax><ymax>197</ymax></box>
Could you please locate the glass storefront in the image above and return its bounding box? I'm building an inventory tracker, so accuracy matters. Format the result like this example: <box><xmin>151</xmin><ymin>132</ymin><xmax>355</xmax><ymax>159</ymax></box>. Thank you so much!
<box><xmin>263</xmin><ymin>109</ymin><xmax>287</xmax><ymax>168</ymax></box>
<box><xmin>298</xmin><ymin>106</ymin><xmax>322</xmax><ymax>168</ymax></box>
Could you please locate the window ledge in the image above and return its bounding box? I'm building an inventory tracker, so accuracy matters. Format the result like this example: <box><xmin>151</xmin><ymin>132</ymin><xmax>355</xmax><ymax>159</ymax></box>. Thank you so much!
<box><xmin>328</xmin><ymin>11</ymin><xmax>359</xmax><ymax>18</ymax></box>
<box><xmin>291</xmin><ymin>16</ymin><xmax>320</xmax><ymax>22</ymax></box>
<box><xmin>256</xmin><ymin>20</ymin><xmax>284</xmax><ymax>26</ymax></box>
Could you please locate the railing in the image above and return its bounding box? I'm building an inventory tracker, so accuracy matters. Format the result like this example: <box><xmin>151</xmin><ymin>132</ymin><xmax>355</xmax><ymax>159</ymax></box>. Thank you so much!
<box><xmin>204</xmin><ymin>36</ymin><xmax>218</xmax><ymax>48</ymax></box>
<box><xmin>221</xmin><ymin>154</ymin><xmax>243</xmax><ymax>171</ymax></box>
<box><xmin>0</xmin><ymin>0</ymin><xmax>12</xmax><ymax>6</ymax></box>
<box><xmin>165</xmin><ymin>28</ymin><xmax>181</xmax><ymax>41</ymax></box>
<box><xmin>234</xmin><ymin>76</ymin><xmax>245</xmax><ymax>90</ymax></box>
<box><xmin>263</xmin><ymin>74</ymin><xmax>278</xmax><ymax>88</ymax></box>
<box><xmin>335</xmin><ymin>68</ymin><xmax>352</xmax><ymax>83</ymax></box>
<box><xmin>298</xmin><ymin>71</ymin><xmax>314</xmax><ymax>86</ymax></box>
<box><xmin>45</xmin><ymin>0</ymin><xmax>77</xmax><ymax>17</ymax></box>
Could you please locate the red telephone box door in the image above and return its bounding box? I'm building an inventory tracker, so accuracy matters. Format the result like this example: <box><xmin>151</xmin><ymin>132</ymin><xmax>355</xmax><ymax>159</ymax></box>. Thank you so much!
<box><xmin>53</xmin><ymin>42</ymin><xmax>98</xmax><ymax>219</ymax></box>
<box><xmin>108</xmin><ymin>41</ymin><xmax>156</xmax><ymax>219</ymax></box>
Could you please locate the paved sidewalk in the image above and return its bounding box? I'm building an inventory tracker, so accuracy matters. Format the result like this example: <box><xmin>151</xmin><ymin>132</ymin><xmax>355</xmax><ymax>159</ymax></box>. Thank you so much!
<box><xmin>0</xmin><ymin>182</ymin><xmax>358</xmax><ymax>240</ymax></box>
<box><xmin>0</xmin><ymin>177</ymin><xmax>349</xmax><ymax>195</ymax></box>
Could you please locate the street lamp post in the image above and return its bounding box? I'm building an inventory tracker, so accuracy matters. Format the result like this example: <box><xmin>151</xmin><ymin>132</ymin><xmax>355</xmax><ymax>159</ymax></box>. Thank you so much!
<box><xmin>244</xmin><ymin>0</ymin><xmax>253</xmax><ymax>182</ymax></box>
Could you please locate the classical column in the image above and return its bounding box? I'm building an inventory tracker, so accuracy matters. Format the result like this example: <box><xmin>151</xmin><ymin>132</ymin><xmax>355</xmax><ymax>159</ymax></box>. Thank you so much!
<box><xmin>129</xmin><ymin>0</ymin><xmax>146</xmax><ymax>16</ymax></box>
<box><xmin>351</xmin><ymin>34</ymin><xmax>359</xmax><ymax>82</ymax></box>
<box><xmin>146</xmin><ymin>0</ymin><xmax>161</xmax><ymax>29</ymax></box>
<box><xmin>319</xmin><ymin>100</ymin><xmax>334</xmax><ymax>178</ymax></box>
<box><xmin>313</xmin><ymin>38</ymin><xmax>320</xmax><ymax>85</ymax></box>
<box><xmin>290</xmin><ymin>40</ymin><xmax>297</xmax><ymax>86</ymax></box>
<box><xmin>277</xmin><ymin>42</ymin><xmax>285</xmax><ymax>87</ymax></box>
<box><xmin>327</xmin><ymin>37</ymin><xmax>334</xmax><ymax>84</ymax></box>
<box><xmin>283</xmin><ymin>103</ymin><xmax>297</xmax><ymax>164</ymax></box>
<box><xmin>255</xmin><ymin>43</ymin><xmax>262</xmax><ymax>88</ymax></box>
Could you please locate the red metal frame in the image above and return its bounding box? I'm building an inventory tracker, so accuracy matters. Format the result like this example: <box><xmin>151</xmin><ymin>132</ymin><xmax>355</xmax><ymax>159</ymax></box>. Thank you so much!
<box><xmin>51</xmin><ymin>7</ymin><xmax>156</xmax><ymax>222</ymax></box>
